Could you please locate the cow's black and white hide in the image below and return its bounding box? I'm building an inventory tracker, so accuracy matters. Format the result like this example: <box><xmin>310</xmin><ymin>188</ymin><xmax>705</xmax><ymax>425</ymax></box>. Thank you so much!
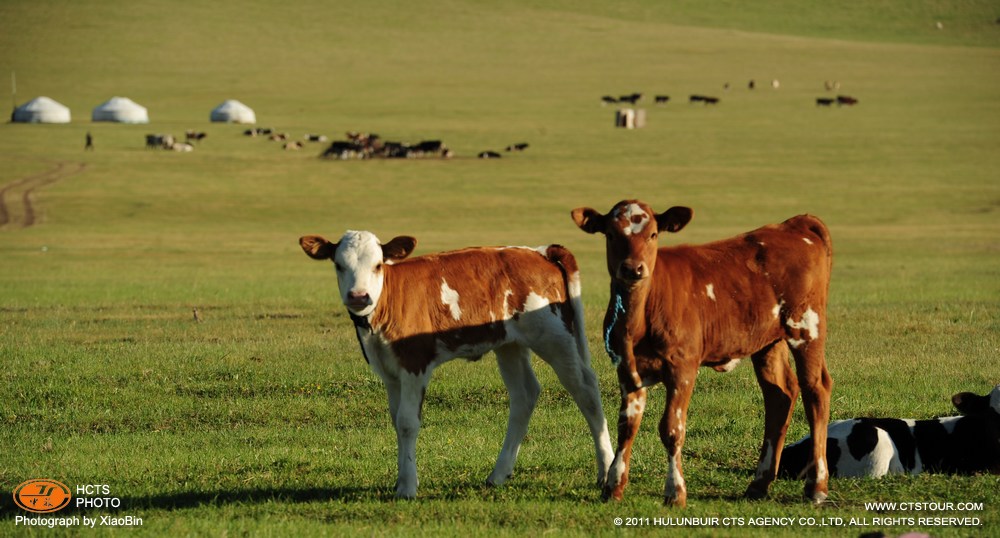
<box><xmin>779</xmin><ymin>385</ymin><xmax>1000</xmax><ymax>478</ymax></box>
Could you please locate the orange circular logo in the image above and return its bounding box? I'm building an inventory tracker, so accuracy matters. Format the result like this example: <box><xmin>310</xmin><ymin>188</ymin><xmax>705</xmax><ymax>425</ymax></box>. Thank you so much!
<box><xmin>13</xmin><ymin>479</ymin><xmax>72</xmax><ymax>513</ymax></box>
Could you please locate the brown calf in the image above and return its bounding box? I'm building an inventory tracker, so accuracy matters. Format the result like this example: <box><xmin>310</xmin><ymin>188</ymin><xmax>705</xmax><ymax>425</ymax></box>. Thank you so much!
<box><xmin>300</xmin><ymin>231</ymin><xmax>613</xmax><ymax>498</ymax></box>
<box><xmin>572</xmin><ymin>200</ymin><xmax>833</xmax><ymax>506</ymax></box>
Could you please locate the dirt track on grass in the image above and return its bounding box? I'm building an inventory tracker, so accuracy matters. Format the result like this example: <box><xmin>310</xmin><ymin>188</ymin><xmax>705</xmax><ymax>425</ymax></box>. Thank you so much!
<box><xmin>0</xmin><ymin>161</ymin><xmax>87</xmax><ymax>229</ymax></box>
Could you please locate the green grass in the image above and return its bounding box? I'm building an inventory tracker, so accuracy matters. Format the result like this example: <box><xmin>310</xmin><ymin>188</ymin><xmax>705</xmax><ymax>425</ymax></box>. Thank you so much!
<box><xmin>2</xmin><ymin>1</ymin><xmax>999</xmax><ymax>536</ymax></box>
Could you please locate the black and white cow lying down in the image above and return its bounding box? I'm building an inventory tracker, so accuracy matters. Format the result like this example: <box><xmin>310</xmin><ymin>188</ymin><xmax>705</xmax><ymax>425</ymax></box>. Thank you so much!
<box><xmin>779</xmin><ymin>385</ymin><xmax>1000</xmax><ymax>478</ymax></box>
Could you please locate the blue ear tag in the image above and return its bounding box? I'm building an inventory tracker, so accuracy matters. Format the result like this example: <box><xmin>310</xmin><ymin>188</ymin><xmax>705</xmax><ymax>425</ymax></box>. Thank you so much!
<box><xmin>604</xmin><ymin>289</ymin><xmax>626</xmax><ymax>366</ymax></box>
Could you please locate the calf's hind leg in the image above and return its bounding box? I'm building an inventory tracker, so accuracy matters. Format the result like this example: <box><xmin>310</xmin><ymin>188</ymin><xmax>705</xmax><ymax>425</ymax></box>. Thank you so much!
<box><xmin>488</xmin><ymin>344</ymin><xmax>541</xmax><ymax>486</ymax></box>
<box><xmin>533</xmin><ymin>341</ymin><xmax>614</xmax><ymax>488</ymax></box>
<box><xmin>745</xmin><ymin>341</ymin><xmax>799</xmax><ymax>499</ymax></box>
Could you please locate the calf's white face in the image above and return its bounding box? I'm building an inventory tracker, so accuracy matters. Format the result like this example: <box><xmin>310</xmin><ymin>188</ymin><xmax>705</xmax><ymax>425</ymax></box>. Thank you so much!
<box><xmin>299</xmin><ymin>230</ymin><xmax>417</xmax><ymax>317</ymax></box>
<box><xmin>334</xmin><ymin>231</ymin><xmax>386</xmax><ymax>316</ymax></box>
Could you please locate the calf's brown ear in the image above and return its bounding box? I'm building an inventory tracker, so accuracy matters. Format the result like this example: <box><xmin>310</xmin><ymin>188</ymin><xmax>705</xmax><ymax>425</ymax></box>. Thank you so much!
<box><xmin>571</xmin><ymin>207</ymin><xmax>606</xmax><ymax>234</ymax></box>
<box><xmin>383</xmin><ymin>236</ymin><xmax>417</xmax><ymax>261</ymax></box>
<box><xmin>656</xmin><ymin>206</ymin><xmax>693</xmax><ymax>233</ymax></box>
<box><xmin>300</xmin><ymin>235</ymin><xmax>337</xmax><ymax>260</ymax></box>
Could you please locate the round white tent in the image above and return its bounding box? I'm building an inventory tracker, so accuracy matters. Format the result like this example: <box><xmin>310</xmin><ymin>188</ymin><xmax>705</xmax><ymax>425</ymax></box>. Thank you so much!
<box><xmin>11</xmin><ymin>96</ymin><xmax>71</xmax><ymax>123</ymax></box>
<box><xmin>92</xmin><ymin>97</ymin><xmax>148</xmax><ymax>123</ymax></box>
<box><xmin>210</xmin><ymin>100</ymin><xmax>256</xmax><ymax>124</ymax></box>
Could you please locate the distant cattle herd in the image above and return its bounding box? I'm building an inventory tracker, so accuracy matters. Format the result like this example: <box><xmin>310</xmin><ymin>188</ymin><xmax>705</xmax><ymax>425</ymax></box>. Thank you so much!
<box><xmin>140</xmin><ymin>79</ymin><xmax>856</xmax><ymax>156</ymax></box>
<box><xmin>601</xmin><ymin>80</ymin><xmax>858</xmax><ymax>109</ymax></box>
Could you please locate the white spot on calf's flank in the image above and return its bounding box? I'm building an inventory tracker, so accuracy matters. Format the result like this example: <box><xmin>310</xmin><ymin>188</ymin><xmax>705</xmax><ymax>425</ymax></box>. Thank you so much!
<box><xmin>705</xmin><ymin>284</ymin><xmax>716</xmax><ymax>301</ymax></box>
<box><xmin>440</xmin><ymin>279</ymin><xmax>462</xmax><ymax>321</ymax></box>
<box><xmin>522</xmin><ymin>291</ymin><xmax>551</xmax><ymax>313</ymax></box>
<box><xmin>786</xmin><ymin>307</ymin><xmax>820</xmax><ymax>339</ymax></box>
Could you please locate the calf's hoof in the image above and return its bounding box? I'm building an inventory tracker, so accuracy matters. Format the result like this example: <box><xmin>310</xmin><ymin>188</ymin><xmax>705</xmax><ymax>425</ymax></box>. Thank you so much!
<box><xmin>663</xmin><ymin>493</ymin><xmax>687</xmax><ymax>508</ymax></box>
<box><xmin>804</xmin><ymin>482</ymin><xmax>828</xmax><ymax>505</ymax></box>
<box><xmin>744</xmin><ymin>485</ymin><xmax>769</xmax><ymax>500</ymax></box>
<box><xmin>601</xmin><ymin>486</ymin><xmax>624</xmax><ymax>502</ymax></box>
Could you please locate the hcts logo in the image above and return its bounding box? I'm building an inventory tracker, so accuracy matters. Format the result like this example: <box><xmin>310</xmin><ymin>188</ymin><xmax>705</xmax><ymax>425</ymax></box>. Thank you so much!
<box><xmin>12</xmin><ymin>479</ymin><xmax>72</xmax><ymax>514</ymax></box>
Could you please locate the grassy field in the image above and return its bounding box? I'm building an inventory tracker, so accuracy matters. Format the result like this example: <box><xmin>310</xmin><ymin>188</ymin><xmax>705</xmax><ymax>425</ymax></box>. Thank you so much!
<box><xmin>2</xmin><ymin>1</ymin><xmax>999</xmax><ymax>536</ymax></box>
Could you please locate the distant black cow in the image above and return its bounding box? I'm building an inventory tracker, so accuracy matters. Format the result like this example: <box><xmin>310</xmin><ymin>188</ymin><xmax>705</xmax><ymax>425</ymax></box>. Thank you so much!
<box><xmin>702</xmin><ymin>96</ymin><xmax>720</xmax><ymax>105</ymax></box>
<box><xmin>816</xmin><ymin>98</ymin><xmax>836</xmax><ymax>107</ymax></box>
<box><xmin>477</xmin><ymin>151</ymin><xmax>502</xmax><ymax>159</ymax></box>
<box><xmin>413</xmin><ymin>140</ymin><xmax>444</xmax><ymax>154</ymax></box>
<box><xmin>601</xmin><ymin>96</ymin><xmax>618</xmax><ymax>105</ymax></box>
<box><xmin>779</xmin><ymin>385</ymin><xmax>1000</xmax><ymax>478</ymax></box>
<box><xmin>321</xmin><ymin>141</ymin><xmax>365</xmax><ymax>159</ymax></box>
<box><xmin>505</xmin><ymin>143</ymin><xmax>529</xmax><ymax>152</ymax></box>
<box><xmin>618</xmin><ymin>93</ymin><xmax>642</xmax><ymax>104</ymax></box>
<box><xmin>689</xmin><ymin>94</ymin><xmax>705</xmax><ymax>103</ymax></box>
<box><xmin>146</xmin><ymin>134</ymin><xmax>162</xmax><ymax>149</ymax></box>
<box><xmin>654</xmin><ymin>95</ymin><xmax>670</xmax><ymax>104</ymax></box>
<box><xmin>186</xmin><ymin>130</ymin><xmax>208</xmax><ymax>143</ymax></box>
<box><xmin>836</xmin><ymin>95</ymin><xmax>859</xmax><ymax>106</ymax></box>
<box><xmin>305</xmin><ymin>134</ymin><xmax>328</xmax><ymax>142</ymax></box>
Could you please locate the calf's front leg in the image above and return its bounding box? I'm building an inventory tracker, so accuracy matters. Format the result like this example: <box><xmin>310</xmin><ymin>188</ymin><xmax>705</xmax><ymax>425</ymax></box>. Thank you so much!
<box><xmin>603</xmin><ymin>381</ymin><xmax>647</xmax><ymax>501</ymax></box>
<box><xmin>393</xmin><ymin>371</ymin><xmax>430</xmax><ymax>499</ymax></box>
<box><xmin>659</xmin><ymin>364</ymin><xmax>696</xmax><ymax>507</ymax></box>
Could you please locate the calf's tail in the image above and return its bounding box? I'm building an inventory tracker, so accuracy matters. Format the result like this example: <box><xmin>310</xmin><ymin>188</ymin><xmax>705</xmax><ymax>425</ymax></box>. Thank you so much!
<box><xmin>543</xmin><ymin>244</ymin><xmax>592</xmax><ymax>366</ymax></box>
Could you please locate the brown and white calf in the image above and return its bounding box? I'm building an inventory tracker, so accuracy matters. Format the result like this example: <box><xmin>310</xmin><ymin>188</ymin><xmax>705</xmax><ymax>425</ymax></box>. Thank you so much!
<box><xmin>572</xmin><ymin>200</ymin><xmax>834</xmax><ymax>506</ymax></box>
<box><xmin>300</xmin><ymin>231</ymin><xmax>614</xmax><ymax>498</ymax></box>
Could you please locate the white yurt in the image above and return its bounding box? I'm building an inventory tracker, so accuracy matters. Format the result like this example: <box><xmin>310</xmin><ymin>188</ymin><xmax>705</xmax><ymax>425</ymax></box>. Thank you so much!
<box><xmin>91</xmin><ymin>97</ymin><xmax>149</xmax><ymax>123</ymax></box>
<box><xmin>210</xmin><ymin>100</ymin><xmax>256</xmax><ymax>124</ymax></box>
<box><xmin>11</xmin><ymin>96</ymin><xmax>72</xmax><ymax>123</ymax></box>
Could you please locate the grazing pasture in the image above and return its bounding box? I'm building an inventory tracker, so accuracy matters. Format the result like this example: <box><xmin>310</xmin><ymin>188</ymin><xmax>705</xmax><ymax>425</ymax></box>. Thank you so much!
<box><xmin>1</xmin><ymin>1</ymin><xmax>999</xmax><ymax>536</ymax></box>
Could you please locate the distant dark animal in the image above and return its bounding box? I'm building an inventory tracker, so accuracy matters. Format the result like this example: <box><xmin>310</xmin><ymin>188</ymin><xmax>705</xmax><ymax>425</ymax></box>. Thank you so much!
<box><xmin>702</xmin><ymin>97</ymin><xmax>720</xmax><ymax>105</ymax></box>
<box><xmin>689</xmin><ymin>95</ymin><xmax>705</xmax><ymax>104</ymax></box>
<box><xmin>618</xmin><ymin>93</ymin><xmax>642</xmax><ymax>104</ymax></box>
<box><xmin>780</xmin><ymin>385</ymin><xmax>1000</xmax><ymax>479</ymax></box>
<box><xmin>85</xmin><ymin>132</ymin><xmax>94</xmax><ymax>151</ymax></box>
<box><xmin>244</xmin><ymin>129</ymin><xmax>258</xmax><ymax>137</ymax></box>
<box><xmin>381</xmin><ymin>141</ymin><xmax>412</xmax><ymax>158</ymax></box>
<box><xmin>505</xmin><ymin>143</ymin><xmax>529</xmax><ymax>152</ymax></box>
<box><xmin>185</xmin><ymin>131</ymin><xmax>207</xmax><ymax>143</ymax></box>
<box><xmin>477</xmin><ymin>151</ymin><xmax>501</xmax><ymax>159</ymax></box>
<box><xmin>602</xmin><ymin>96</ymin><xmax>618</xmax><ymax>105</ymax></box>
<box><xmin>748</xmin><ymin>79</ymin><xmax>756</xmax><ymax>90</ymax></box>
<box><xmin>321</xmin><ymin>141</ymin><xmax>365</xmax><ymax>159</ymax></box>
<box><xmin>305</xmin><ymin>134</ymin><xmax>328</xmax><ymax>142</ymax></box>
<box><xmin>413</xmin><ymin>140</ymin><xmax>444</xmax><ymax>154</ymax></box>
<box><xmin>146</xmin><ymin>134</ymin><xmax>174</xmax><ymax>150</ymax></box>
<box><xmin>654</xmin><ymin>95</ymin><xmax>670</xmax><ymax>104</ymax></box>
<box><xmin>816</xmin><ymin>98</ymin><xmax>836</xmax><ymax>107</ymax></box>
<box><xmin>836</xmin><ymin>95</ymin><xmax>858</xmax><ymax>106</ymax></box>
